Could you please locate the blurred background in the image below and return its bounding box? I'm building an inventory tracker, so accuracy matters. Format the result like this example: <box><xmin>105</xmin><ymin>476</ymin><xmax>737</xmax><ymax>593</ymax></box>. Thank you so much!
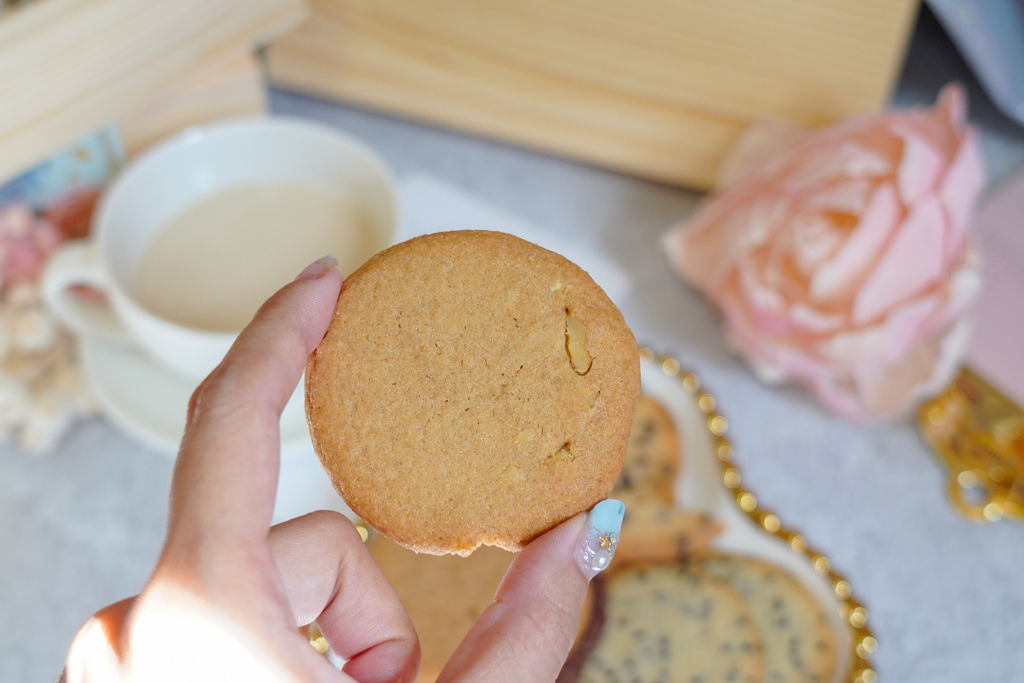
<box><xmin>1</xmin><ymin>1</ymin><xmax>1022</xmax><ymax>681</ymax></box>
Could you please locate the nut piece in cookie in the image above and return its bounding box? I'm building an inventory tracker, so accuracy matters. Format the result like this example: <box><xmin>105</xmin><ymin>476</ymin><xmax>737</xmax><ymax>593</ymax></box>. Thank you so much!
<box><xmin>306</xmin><ymin>231</ymin><xmax>640</xmax><ymax>555</ymax></box>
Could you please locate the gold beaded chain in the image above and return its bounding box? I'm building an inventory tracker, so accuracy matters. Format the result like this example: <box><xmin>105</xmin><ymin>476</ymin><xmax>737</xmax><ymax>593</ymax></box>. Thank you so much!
<box><xmin>640</xmin><ymin>347</ymin><xmax>878</xmax><ymax>683</ymax></box>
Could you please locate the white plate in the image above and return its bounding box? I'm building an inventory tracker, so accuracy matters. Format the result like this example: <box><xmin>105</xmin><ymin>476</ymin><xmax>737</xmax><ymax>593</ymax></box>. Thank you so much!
<box><xmin>80</xmin><ymin>339</ymin><xmax>351</xmax><ymax>523</ymax></box>
<box><xmin>640</xmin><ymin>349</ymin><xmax>872</xmax><ymax>682</ymax></box>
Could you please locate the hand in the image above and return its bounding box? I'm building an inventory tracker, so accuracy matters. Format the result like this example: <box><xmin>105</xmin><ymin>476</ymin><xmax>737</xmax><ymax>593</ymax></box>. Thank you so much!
<box><xmin>64</xmin><ymin>257</ymin><xmax>624</xmax><ymax>682</ymax></box>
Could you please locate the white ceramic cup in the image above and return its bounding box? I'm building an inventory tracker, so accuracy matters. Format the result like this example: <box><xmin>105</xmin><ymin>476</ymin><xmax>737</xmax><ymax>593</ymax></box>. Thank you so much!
<box><xmin>43</xmin><ymin>117</ymin><xmax>397</xmax><ymax>381</ymax></box>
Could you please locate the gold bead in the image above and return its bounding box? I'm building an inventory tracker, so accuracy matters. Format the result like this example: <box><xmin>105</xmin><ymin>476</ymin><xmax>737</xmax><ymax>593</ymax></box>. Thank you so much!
<box><xmin>957</xmin><ymin>470</ymin><xmax>978</xmax><ymax>488</ymax></box>
<box><xmin>638</xmin><ymin>347</ymin><xmax>654</xmax><ymax>362</ymax></box>
<box><xmin>681</xmin><ymin>372</ymin><xmax>700</xmax><ymax>392</ymax></box>
<box><xmin>833</xmin><ymin>579</ymin><xmax>851</xmax><ymax>599</ymax></box>
<box><xmin>722</xmin><ymin>467</ymin><xmax>741</xmax><ymax>489</ymax></box>
<box><xmin>849</xmin><ymin>606</ymin><xmax>868</xmax><ymax>629</ymax></box>
<box><xmin>859</xmin><ymin>668</ymin><xmax>878</xmax><ymax>682</ymax></box>
<box><xmin>788</xmin><ymin>533</ymin><xmax>807</xmax><ymax>552</ymax></box>
<box><xmin>708</xmin><ymin>415</ymin><xmax>728</xmax><ymax>436</ymax></box>
<box><xmin>661</xmin><ymin>357</ymin><xmax>680</xmax><ymax>376</ymax></box>
<box><xmin>812</xmin><ymin>554</ymin><xmax>830</xmax><ymax>573</ymax></box>
<box><xmin>856</xmin><ymin>635</ymin><xmax>878</xmax><ymax>658</ymax></box>
<box><xmin>697</xmin><ymin>392</ymin><xmax>716</xmax><ymax>413</ymax></box>
<box><xmin>356</xmin><ymin>524</ymin><xmax>369</xmax><ymax>542</ymax></box>
<box><xmin>983</xmin><ymin>502</ymin><xmax>1003</xmax><ymax>522</ymax></box>
<box><xmin>716</xmin><ymin>441</ymin><xmax>732</xmax><ymax>460</ymax></box>
<box><xmin>737</xmin><ymin>491</ymin><xmax>757</xmax><ymax>512</ymax></box>
<box><xmin>761</xmin><ymin>513</ymin><xmax>781</xmax><ymax>533</ymax></box>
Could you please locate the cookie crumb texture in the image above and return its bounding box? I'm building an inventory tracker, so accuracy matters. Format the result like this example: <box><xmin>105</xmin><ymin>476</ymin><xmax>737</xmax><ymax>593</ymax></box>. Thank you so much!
<box><xmin>306</xmin><ymin>231</ymin><xmax>640</xmax><ymax>554</ymax></box>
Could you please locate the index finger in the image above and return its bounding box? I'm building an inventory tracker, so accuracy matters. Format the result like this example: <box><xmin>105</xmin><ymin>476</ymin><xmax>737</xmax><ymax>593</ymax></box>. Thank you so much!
<box><xmin>168</xmin><ymin>258</ymin><xmax>342</xmax><ymax>546</ymax></box>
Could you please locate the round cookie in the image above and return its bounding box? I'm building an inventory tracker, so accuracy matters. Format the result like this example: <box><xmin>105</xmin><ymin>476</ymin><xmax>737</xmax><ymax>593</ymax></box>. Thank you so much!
<box><xmin>613</xmin><ymin>394</ymin><xmax>681</xmax><ymax>503</ymax></box>
<box><xmin>613</xmin><ymin>490</ymin><xmax>723</xmax><ymax>565</ymax></box>
<box><xmin>561</xmin><ymin>564</ymin><xmax>765</xmax><ymax>682</ymax></box>
<box><xmin>696</xmin><ymin>555</ymin><xmax>838</xmax><ymax>683</ymax></box>
<box><xmin>306</xmin><ymin>231</ymin><xmax>640</xmax><ymax>554</ymax></box>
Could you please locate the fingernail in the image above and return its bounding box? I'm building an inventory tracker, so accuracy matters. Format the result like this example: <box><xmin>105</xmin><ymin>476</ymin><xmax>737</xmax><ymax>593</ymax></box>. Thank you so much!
<box><xmin>575</xmin><ymin>498</ymin><xmax>625</xmax><ymax>579</ymax></box>
<box><xmin>294</xmin><ymin>255</ymin><xmax>338</xmax><ymax>281</ymax></box>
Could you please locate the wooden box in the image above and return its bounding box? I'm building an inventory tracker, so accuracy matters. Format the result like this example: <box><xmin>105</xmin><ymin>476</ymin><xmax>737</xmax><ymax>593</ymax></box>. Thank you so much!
<box><xmin>267</xmin><ymin>0</ymin><xmax>919</xmax><ymax>189</ymax></box>
<box><xmin>0</xmin><ymin>0</ymin><xmax>307</xmax><ymax>183</ymax></box>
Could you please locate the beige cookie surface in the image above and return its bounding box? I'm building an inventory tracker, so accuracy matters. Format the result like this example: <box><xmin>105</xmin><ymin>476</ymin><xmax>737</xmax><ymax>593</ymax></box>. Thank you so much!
<box><xmin>613</xmin><ymin>394</ymin><xmax>680</xmax><ymax>503</ymax></box>
<box><xmin>697</xmin><ymin>555</ymin><xmax>838</xmax><ymax>683</ymax></box>
<box><xmin>562</xmin><ymin>564</ymin><xmax>765</xmax><ymax>683</ymax></box>
<box><xmin>369</xmin><ymin>536</ymin><xmax>513</xmax><ymax>682</ymax></box>
<box><xmin>307</xmin><ymin>231</ymin><xmax>640</xmax><ymax>554</ymax></box>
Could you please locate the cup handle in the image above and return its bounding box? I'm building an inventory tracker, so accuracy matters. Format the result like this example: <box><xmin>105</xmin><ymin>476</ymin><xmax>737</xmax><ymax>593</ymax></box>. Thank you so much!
<box><xmin>42</xmin><ymin>240</ymin><xmax>132</xmax><ymax>345</ymax></box>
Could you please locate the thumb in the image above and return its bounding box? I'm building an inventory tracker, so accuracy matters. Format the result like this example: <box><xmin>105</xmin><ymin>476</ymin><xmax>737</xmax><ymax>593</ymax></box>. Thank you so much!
<box><xmin>437</xmin><ymin>499</ymin><xmax>625</xmax><ymax>683</ymax></box>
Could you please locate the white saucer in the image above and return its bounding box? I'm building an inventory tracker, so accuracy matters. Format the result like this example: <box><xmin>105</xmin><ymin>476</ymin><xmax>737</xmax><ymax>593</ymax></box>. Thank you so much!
<box><xmin>80</xmin><ymin>339</ymin><xmax>352</xmax><ymax>522</ymax></box>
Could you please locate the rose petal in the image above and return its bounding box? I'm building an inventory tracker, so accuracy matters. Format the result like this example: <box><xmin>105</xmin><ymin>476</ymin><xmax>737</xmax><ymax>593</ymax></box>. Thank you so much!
<box><xmin>715</xmin><ymin>121</ymin><xmax>810</xmax><ymax>189</ymax></box>
<box><xmin>810</xmin><ymin>182</ymin><xmax>901</xmax><ymax>301</ymax></box>
<box><xmin>939</xmin><ymin>129</ymin><xmax>985</xmax><ymax>260</ymax></box>
<box><xmin>664</xmin><ymin>194</ymin><xmax>788</xmax><ymax>288</ymax></box>
<box><xmin>887</xmin><ymin>84</ymin><xmax>966</xmax><ymax>158</ymax></box>
<box><xmin>897</xmin><ymin>131</ymin><xmax>946</xmax><ymax>206</ymax></box>
<box><xmin>722</xmin><ymin>300</ymin><xmax>833</xmax><ymax>384</ymax></box>
<box><xmin>784</xmin><ymin>142</ymin><xmax>891</xmax><ymax>193</ymax></box>
<box><xmin>853</xmin><ymin>195</ymin><xmax>946</xmax><ymax>324</ymax></box>
<box><xmin>789</xmin><ymin>212</ymin><xmax>843</xmax><ymax>275</ymax></box>
<box><xmin>736</xmin><ymin>258</ymin><xmax>792</xmax><ymax>335</ymax></box>
<box><xmin>790</xmin><ymin>303</ymin><xmax>845</xmax><ymax>334</ymax></box>
<box><xmin>825</xmin><ymin>294</ymin><xmax>941</xmax><ymax>367</ymax></box>
<box><xmin>804</xmin><ymin>178</ymin><xmax>873</xmax><ymax>215</ymax></box>
<box><xmin>937</xmin><ymin>82</ymin><xmax>968</xmax><ymax>133</ymax></box>
<box><xmin>924</xmin><ymin>254</ymin><xmax>982</xmax><ymax>333</ymax></box>
<box><xmin>852</xmin><ymin>318</ymin><xmax>969</xmax><ymax>419</ymax></box>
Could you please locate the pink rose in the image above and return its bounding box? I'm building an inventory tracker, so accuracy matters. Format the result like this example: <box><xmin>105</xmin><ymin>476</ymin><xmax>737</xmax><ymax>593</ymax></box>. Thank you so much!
<box><xmin>663</xmin><ymin>84</ymin><xmax>984</xmax><ymax>420</ymax></box>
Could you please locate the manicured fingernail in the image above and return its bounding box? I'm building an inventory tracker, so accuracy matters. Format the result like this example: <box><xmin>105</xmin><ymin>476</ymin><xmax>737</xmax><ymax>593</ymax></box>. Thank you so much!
<box><xmin>294</xmin><ymin>255</ymin><xmax>338</xmax><ymax>281</ymax></box>
<box><xmin>575</xmin><ymin>498</ymin><xmax>625</xmax><ymax>579</ymax></box>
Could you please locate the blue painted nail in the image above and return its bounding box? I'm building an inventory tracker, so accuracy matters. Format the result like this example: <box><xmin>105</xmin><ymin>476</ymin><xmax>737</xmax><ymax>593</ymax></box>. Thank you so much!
<box><xmin>575</xmin><ymin>498</ymin><xmax>625</xmax><ymax>579</ymax></box>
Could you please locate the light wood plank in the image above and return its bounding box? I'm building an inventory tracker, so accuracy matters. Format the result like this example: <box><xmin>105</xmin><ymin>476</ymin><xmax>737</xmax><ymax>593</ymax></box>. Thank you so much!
<box><xmin>330</xmin><ymin>0</ymin><xmax>918</xmax><ymax>123</ymax></box>
<box><xmin>0</xmin><ymin>0</ymin><xmax>306</xmax><ymax>182</ymax></box>
<box><xmin>267</xmin><ymin>0</ymin><xmax>919</xmax><ymax>189</ymax></box>
<box><xmin>118</xmin><ymin>48</ymin><xmax>267</xmax><ymax>158</ymax></box>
